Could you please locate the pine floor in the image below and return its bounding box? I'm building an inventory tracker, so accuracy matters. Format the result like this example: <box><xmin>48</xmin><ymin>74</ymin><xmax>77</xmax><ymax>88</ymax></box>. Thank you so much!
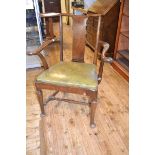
<box><xmin>26</xmin><ymin>23</ymin><xmax>129</xmax><ymax>155</ymax></box>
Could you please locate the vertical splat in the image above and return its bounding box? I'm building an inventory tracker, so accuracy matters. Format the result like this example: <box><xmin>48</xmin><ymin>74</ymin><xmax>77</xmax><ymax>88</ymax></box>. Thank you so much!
<box><xmin>72</xmin><ymin>16</ymin><xmax>88</xmax><ymax>62</ymax></box>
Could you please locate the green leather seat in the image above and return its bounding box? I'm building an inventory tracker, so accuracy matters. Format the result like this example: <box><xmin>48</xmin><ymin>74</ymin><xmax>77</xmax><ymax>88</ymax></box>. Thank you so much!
<box><xmin>37</xmin><ymin>62</ymin><xmax>98</xmax><ymax>91</ymax></box>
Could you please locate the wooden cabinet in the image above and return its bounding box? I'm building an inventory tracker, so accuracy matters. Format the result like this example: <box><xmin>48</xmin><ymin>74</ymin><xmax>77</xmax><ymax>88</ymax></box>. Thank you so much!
<box><xmin>86</xmin><ymin>0</ymin><xmax>120</xmax><ymax>57</ymax></box>
<box><xmin>44</xmin><ymin>0</ymin><xmax>61</xmax><ymax>22</ymax></box>
<box><xmin>112</xmin><ymin>0</ymin><xmax>129</xmax><ymax>81</ymax></box>
<box><xmin>42</xmin><ymin>0</ymin><xmax>61</xmax><ymax>39</ymax></box>
<box><xmin>44</xmin><ymin>0</ymin><xmax>61</xmax><ymax>12</ymax></box>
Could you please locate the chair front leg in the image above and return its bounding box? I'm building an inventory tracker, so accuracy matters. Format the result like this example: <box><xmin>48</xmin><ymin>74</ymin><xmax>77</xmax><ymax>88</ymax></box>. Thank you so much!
<box><xmin>90</xmin><ymin>99</ymin><xmax>97</xmax><ymax>128</ymax></box>
<box><xmin>36</xmin><ymin>89</ymin><xmax>45</xmax><ymax>116</ymax></box>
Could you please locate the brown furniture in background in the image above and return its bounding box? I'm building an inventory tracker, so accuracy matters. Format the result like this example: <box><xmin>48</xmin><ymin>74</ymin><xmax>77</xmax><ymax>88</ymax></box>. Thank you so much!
<box><xmin>112</xmin><ymin>0</ymin><xmax>129</xmax><ymax>81</ymax></box>
<box><xmin>43</xmin><ymin>0</ymin><xmax>61</xmax><ymax>39</ymax></box>
<box><xmin>86</xmin><ymin>0</ymin><xmax>120</xmax><ymax>57</ymax></box>
<box><xmin>27</xmin><ymin>13</ymin><xmax>111</xmax><ymax>128</ymax></box>
<box><xmin>44</xmin><ymin>0</ymin><xmax>61</xmax><ymax>22</ymax></box>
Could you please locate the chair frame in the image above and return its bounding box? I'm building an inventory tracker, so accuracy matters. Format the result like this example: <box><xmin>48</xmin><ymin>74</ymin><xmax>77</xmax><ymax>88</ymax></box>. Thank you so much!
<box><xmin>28</xmin><ymin>13</ymin><xmax>111</xmax><ymax>128</ymax></box>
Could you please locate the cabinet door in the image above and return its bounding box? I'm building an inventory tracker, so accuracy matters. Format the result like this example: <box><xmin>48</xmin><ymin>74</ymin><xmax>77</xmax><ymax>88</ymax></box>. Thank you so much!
<box><xmin>44</xmin><ymin>0</ymin><xmax>61</xmax><ymax>22</ymax></box>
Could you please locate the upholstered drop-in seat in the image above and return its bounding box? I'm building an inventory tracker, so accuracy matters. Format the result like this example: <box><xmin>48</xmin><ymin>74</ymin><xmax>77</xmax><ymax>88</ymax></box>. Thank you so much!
<box><xmin>37</xmin><ymin>62</ymin><xmax>98</xmax><ymax>91</ymax></box>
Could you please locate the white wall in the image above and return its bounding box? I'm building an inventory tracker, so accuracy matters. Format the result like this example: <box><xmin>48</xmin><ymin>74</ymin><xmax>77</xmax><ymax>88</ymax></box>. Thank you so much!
<box><xmin>26</xmin><ymin>0</ymin><xmax>34</xmax><ymax>9</ymax></box>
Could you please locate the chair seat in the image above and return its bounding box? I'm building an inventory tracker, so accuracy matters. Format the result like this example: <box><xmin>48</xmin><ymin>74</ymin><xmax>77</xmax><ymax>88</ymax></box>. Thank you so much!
<box><xmin>36</xmin><ymin>62</ymin><xmax>98</xmax><ymax>91</ymax></box>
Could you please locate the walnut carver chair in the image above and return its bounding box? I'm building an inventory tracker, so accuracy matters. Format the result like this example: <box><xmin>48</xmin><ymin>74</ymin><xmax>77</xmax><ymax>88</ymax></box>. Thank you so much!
<box><xmin>28</xmin><ymin>13</ymin><xmax>111</xmax><ymax>128</ymax></box>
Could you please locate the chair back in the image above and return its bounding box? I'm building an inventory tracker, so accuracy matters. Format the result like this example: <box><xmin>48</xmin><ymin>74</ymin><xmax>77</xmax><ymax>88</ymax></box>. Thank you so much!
<box><xmin>58</xmin><ymin>13</ymin><xmax>102</xmax><ymax>65</ymax></box>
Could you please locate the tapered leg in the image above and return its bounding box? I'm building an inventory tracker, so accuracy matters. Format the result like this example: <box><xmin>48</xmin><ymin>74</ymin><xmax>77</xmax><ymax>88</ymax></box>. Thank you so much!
<box><xmin>88</xmin><ymin>98</ymin><xmax>91</xmax><ymax>107</ymax></box>
<box><xmin>36</xmin><ymin>89</ymin><xmax>45</xmax><ymax>116</ymax></box>
<box><xmin>90</xmin><ymin>100</ymin><xmax>97</xmax><ymax>128</ymax></box>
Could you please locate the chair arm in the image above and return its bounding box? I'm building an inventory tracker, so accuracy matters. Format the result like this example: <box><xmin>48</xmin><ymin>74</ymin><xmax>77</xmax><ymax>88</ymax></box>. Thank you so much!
<box><xmin>27</xmin><ymin>40</ymin><xmax>53</xmax><ymax>70</ymax></box>
<box><xmin>98</xmin><ymin>41</ymin><xmax>112</xmax><ymax>84</ymax></box>
<box><xmin>99</xmin><ymin>41</ymin><xmax>113</xmax><ymax>63</ymax></box>
<box><xmin>27</xmin><ymin>39</ymin><xmax>53</xmax><ymax>56</ymax></box>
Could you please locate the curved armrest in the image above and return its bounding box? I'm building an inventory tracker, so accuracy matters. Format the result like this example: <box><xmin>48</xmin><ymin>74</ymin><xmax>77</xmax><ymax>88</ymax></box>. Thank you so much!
<box><xmin>27</xmin><ymin>40</ymin><xmax>53</xmax><ymax>70</ymax></box>
<box><xmin>27</xmin><ymin>39</ymin><xmax>53</xmax><ymax>56</ymax></box>
<box><xmin>98</xmin><ymin>41</ymin><xmax>112</xmax><ymax>84</ymax></box>
<box><xmin>99</xmin><ymin>41</ymin><xmax>113</xmax><ymax>63</ymax></box>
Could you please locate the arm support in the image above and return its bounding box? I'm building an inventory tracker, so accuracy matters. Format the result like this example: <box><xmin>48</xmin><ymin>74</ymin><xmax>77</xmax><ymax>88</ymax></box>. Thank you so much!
<box><xmin>27</xmin><ymin>39</ymin><xmax>53</xmax><ymax>70</ymax></box>
<box><xmin>98</xmin><ymin>41</ymin><xmax>113</xmax><ymax>84</ymax></box>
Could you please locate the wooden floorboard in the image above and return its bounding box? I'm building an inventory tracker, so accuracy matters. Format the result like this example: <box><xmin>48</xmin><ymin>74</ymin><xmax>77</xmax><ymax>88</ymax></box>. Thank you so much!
<box><xmin>26</xmin><ymin>23</ymin><xmax>129</xmax><ymax>155</ymax></box>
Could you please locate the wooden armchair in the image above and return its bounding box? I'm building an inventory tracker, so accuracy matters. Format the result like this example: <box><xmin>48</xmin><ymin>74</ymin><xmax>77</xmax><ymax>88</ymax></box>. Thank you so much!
<box><xmin>28</xmin><ymin>13</ymin><xmax>112</xmax><ymax>128</ymax></box>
